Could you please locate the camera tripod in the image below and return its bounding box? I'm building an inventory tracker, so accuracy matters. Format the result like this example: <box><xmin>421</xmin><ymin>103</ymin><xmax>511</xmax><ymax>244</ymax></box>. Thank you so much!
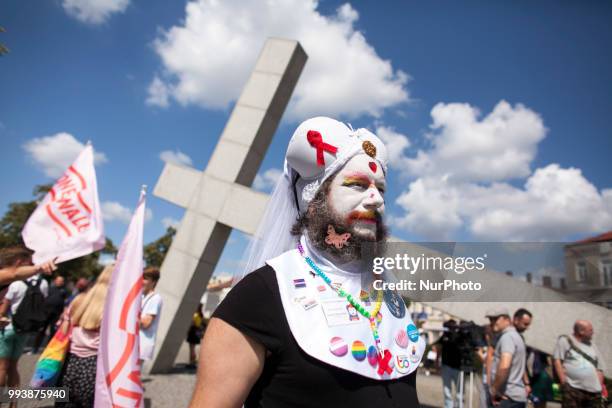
<box><xmin>457</xmin><ymin>368</ymin><xmax>475</xmax><ymax>408</ymax></box>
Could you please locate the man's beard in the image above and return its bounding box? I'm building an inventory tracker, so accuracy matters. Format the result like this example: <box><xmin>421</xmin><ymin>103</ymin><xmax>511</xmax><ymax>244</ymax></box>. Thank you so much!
<box><xmin>292</xmin><ymin>187</ymin><xmax>389</xmax><ymax>264</ymax></box>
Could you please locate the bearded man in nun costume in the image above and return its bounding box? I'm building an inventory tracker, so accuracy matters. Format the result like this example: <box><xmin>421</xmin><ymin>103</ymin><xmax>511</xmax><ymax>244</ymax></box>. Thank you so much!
<box><xmin>190</xmin><ymin>117</ymin><xmax>425</xmax><ymax>407</ymax></box>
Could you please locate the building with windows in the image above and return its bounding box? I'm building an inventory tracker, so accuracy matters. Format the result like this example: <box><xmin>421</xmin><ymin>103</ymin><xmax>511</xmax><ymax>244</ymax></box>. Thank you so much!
<box><xmin>564</xmin><ymin>231</ymin><xmax>612</xmax><ymax>309</ymax></box>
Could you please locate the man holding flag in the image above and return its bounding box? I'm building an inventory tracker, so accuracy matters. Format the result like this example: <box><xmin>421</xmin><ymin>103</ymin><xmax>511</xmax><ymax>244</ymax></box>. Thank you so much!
<box><xmin>0</xmin><ymin>247</ymin><xmax>56</xmax><ymax>394</ymax></box>
<box><xmin>0</xmin><ymin>247</ymin><xmax>57</xmax><ymax>286</ymax></box>
<box><xmin>0</xmin><ymin>142</ymin><xmax>105</xmax><ymax>397</ymax></box>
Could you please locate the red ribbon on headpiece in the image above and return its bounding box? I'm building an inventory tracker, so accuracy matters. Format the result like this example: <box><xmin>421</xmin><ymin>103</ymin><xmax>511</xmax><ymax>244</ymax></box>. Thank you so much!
<box><xmin>307</xmin><ymin>130</ymin><xmax>338</xmax><ymax>167</ymax></box>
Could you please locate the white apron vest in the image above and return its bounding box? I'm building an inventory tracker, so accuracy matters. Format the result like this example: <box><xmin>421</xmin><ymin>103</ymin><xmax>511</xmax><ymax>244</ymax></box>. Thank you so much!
<box><xmin>266</xmin><ymin>240</ymin><xmax>425</xmax><ymax>380</ymax></box>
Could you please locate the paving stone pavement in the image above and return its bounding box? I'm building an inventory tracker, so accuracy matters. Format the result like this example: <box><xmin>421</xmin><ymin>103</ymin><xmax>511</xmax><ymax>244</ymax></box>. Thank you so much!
<box><xmin>11</xmin><ymin>351</ymin><xmax>199</xmax><ymax>408</ymax></box>
<box><xmin>9</xmin><ymin>351</ymin><xmax>443</xmax><ymax>408</ymax></box>
<box><xmin>11</xmin><ymin>351</ymin><xmax>561</xmax><ymax>407</ymax></box>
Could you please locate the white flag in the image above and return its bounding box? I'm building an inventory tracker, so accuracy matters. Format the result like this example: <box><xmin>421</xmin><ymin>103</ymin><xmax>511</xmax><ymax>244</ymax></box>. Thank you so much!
<box><xmin>95</xmin><ymin>189</ymin><xmax>145</xmax><ymax>408</ymax></box>
<box><xmin>22</xmin><ymin>144</ymin><xmax>105</xmax><ymax>264</ymax></box>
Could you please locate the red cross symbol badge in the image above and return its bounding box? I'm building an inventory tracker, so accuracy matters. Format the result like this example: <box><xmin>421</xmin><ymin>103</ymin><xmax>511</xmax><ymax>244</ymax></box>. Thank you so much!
<box><xmin>377</xmin><ymin>349</ymin><xmax>393</xmax><ymax>375</ymax></box>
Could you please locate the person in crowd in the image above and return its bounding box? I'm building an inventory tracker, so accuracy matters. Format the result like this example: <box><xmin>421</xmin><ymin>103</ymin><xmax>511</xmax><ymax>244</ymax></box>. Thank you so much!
<box><xmin>423</xmin><ymin>346</ymin><xmax>437</xmax><ymax>376</ymax></box>
<box><xmin>186</xmin><ymin>303</ymin><xmax>206</xmax><ymax>369</ymax></box>
<box><xmin>0</xmin><ymin>246</ymin><xmax>56</xmax><ymax>286</ymax></box>
<box><xmin>476</xmin><ymin>324</ymin><xmax>494</xmax><ymax>408</ymax></box>
<box><xmin>436</xmin><ymin>319</ymin><xmax>464</xmax><ymax>408</ymax></box>
<box><xmin>553</xmin><ymin>320</ymin><xmax>606</xmax><ymax>408</ymax></box>
<box><xmin>66</xmin><ymin>277</ymin><xmax>90</xmax><ymax>305</ymax></box>
<box><xmin>55</xmin><ymin>264</ymin><xmax>113</xmax><ymax>408</ymax></box>
<box><xmin>487</xmin><ymin>307</ymin><xmax>527</xmax><ymax>408</ymax></box>
<box><xmin>33</xmin><ymin>275</ymin><xmax>69</xmax><ymax>353</ymax></box>
<box><xmin>512</xmin><ymin>308</ymin><xmax>533</xmax><ymax>400</ymax></box>
<box><xmin>190</xmin><ymin>117</ymin><xmax>424</xmax><ymax>407</ymax></box>
<box><xmin>525</xmin><ymin>348</ymin><xmax>554</xmax><ymax>408</ymax></box>
<box><xmin>512</xmin><ymin>309</ymin><xmax>532</xmax><ymax>335</ymax></box>
<box><xmin>139</xmin><ymin>267</ymin><xmax>163</xmax><ymax>365</ymax></box>
<box><xmin>0</xmin><ymin>249</ymin><xmax>50</xmax><ymax>397</ymax></box>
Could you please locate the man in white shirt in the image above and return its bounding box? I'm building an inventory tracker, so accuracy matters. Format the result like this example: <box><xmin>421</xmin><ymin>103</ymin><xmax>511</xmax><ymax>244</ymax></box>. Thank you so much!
<box><xmin>140</xmin><ymin>267</ymin><xmax>163</xmax><ymax>364</ymax></box>
<box><xmin>0</xmin><ymin>271</ymin><xmax>49</xmax><ymax>389</ymax></box>
<box><xmin>553</xmin><ymin>320</ymin><xmax>605</xmax><ymax>408</ymax></box>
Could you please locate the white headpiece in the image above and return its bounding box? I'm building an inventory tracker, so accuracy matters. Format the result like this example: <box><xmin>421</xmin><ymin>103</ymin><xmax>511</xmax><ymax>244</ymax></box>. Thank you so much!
<box><xmin>240</xmin><ymin>117</ymin><xmax>388</xmax><ymax>279</ymax></box>
<box><xmin>287</xmin><ymin>117</ymin><xmax>388</xmax><ymax>213</ymax></box>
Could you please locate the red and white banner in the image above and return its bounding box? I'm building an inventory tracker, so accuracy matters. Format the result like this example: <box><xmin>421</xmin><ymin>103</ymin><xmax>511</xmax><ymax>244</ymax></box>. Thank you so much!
<box><xmin>95</xmin><ymin>189</ymin><xmax>146</xmax><ymax>408</ymax></box>
<box><xmin>22</xmin><ymin>144</ymin><xmax>105</xmax><ymax>264</ymax></box>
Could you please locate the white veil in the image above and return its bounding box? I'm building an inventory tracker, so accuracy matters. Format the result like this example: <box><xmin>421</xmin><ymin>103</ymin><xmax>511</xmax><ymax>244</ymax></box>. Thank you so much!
<box><xmin>238</xmin><ymin>161</ymin><xmax>299</xmax><ymax>281</ymax></box>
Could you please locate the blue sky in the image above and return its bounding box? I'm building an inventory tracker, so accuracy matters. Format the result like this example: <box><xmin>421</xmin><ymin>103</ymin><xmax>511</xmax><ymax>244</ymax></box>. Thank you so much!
<box><xmin>2</xmin><ymin>0</ymin><xmax>611</xmax><ymax>278</ymax></box>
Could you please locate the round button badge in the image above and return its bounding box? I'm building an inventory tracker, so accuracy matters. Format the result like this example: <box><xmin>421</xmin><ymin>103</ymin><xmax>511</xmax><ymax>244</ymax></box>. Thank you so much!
<box><xmin>395</xmin><ymin>355</ymin><xmax>411</xmax><ymax>374</ymax></box>
<box><xmin>367</xmin><ymin>345</ymin><xmax>378</xmax><ymax>366</ymax></box>
<box><xmin>407</xmin><ymin>323</ymin><xmax>419</xmax><ymax>342</ymax></box>
<box><xmin>383</xmin><ymin>290</ymin><xmax>406</xmax><ymax>318</ymax></box>
<box><xmin>329</xmin><ymin>337</ymin><xmax>348</xmax><ymax>357</ymax></box>
<box><xmin>351</xmin><ymin>340</ymin><xmax>367</xmax><ymax>361</ymax></box>
<box><xmin>395</xmin><ymin>329</ymin><xmax>408</xmax><ymax>348</ymax></box>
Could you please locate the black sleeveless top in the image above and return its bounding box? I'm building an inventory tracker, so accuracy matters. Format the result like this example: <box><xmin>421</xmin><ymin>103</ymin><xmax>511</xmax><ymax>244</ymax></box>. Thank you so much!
<box><xmin>213</xmin><ymin>265</ymin><xmax>420</xmax><ymax>408</ymax></box>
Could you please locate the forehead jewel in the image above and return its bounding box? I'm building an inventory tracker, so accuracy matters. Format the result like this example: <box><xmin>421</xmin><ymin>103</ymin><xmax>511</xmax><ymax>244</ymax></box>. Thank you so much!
<box><xmin>362</xmin><ymin>141</ymin><xmax>376</xmax><ymax>158</ymax></box>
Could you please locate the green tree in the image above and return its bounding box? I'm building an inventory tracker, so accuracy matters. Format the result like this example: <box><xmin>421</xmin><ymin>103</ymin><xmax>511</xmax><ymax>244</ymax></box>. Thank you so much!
<box><xmin>144</xmin><ymin>226</ymin><xmax>176</xmax><ymax>267</ymax></box>
<box><xmin>0</xmin><ymin>184</ymin><xmax>51</xmax><ymax>247</ymax></box>
<box><xmin>0</xmin><ymin>201</ymin><xmax>37</xmax><ymax>247</ymax></box>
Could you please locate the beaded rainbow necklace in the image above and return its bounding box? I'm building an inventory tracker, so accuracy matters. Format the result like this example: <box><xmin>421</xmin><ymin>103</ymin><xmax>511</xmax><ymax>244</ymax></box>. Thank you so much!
<box><xmin>297</xmin><ymin>242</ymin><xmax>385</xmax><ymax>356</ymax></box>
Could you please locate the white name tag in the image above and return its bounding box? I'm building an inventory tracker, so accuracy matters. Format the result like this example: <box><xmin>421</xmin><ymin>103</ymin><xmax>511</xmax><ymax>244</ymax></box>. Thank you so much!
<box><xmin>321</xmin><ymin>300</ymin><xmax>362</xmax><ymax>327</ymax></box>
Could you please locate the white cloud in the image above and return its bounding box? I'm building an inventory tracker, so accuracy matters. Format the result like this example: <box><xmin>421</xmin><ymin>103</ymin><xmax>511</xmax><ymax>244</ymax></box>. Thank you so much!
<box><xmin>63</xmin><ymin>0</ymin><xmax>129</xmax><ymax>25</ymax></box>
<box><xmin>159</xmin><ymin>149</ymin><xmax>193</xmax><ymax>167</ymax></box>
<box><xmin>161</xmin><ymin>217</ymin><xmax>180</xmax><ymax>229</ymax></box>
<box><xmin>253</xmin><ymin>168</ymin><xmax>282</xmax><ymax>192</ymax></box>
<box><xmin>390</xmin><ymin>101</ymin><xmax>612</xmax><ymax>241</ymax></box>
<box><xmin>102</xmin><ymin>201</ymin><xmax>132</xmax><ymax>223</ymax></box>
<box><xmin>102</xmin><ymin>201</ymin><xmax>153</xmax><ymax>224</ymax></box>
<box><xmin>468</xmin><ymin>165</ymin><xmax>612</xmax><ymax>241</ymax></box>
<box><xmin>376</xmin><ymin>125</ymin><xmax>411</xmax><ymax>170</ymax></box>
<box><xmin>394</xmin><ymin>177</ymin><xmax>463</xmax><ymax>240</ymax></box>
<box><xmin>405</xmin><ymin>100</ymin><xmax>547</xmax><ymax>182</ymax></box>
<box><xmin>146</xmin><ymin>76</ymin><xmax>170</xmax><ymax>107</ymax></box>
<box><xmin>394</xmin><ymin>165</ymin><xmax>612</xmax><ymax>241</ymax></box>
<box><xmin>23</xmin><ymin>132</ymin><xmax>108</xmax><ymax>178</ymax></box>
<box><xmin>148</xmin><ymin>0</ymin><xmax>409</xmax><ymax>120</ymax></box>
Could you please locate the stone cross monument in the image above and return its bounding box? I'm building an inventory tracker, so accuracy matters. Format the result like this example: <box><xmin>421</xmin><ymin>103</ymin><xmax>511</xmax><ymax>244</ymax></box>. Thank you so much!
<box><xmin>149</xmin><ymin>38</ymin><xmax>307</xmax><ymax>373</ymax></box>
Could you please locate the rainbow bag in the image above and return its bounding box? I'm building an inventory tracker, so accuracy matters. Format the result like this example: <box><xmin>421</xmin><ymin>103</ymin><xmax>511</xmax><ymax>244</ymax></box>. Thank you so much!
<box><xmin>30</xmin><ymin>325</ymin><xmax>71</xmax><ymax>387</ymax></box>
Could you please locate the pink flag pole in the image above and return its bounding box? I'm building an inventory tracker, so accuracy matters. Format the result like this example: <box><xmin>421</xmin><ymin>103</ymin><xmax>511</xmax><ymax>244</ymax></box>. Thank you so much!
<box><xmin>94</xmin><ymin>186</ymin><xmax>147</xmax><ymax>408</ymax></box>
